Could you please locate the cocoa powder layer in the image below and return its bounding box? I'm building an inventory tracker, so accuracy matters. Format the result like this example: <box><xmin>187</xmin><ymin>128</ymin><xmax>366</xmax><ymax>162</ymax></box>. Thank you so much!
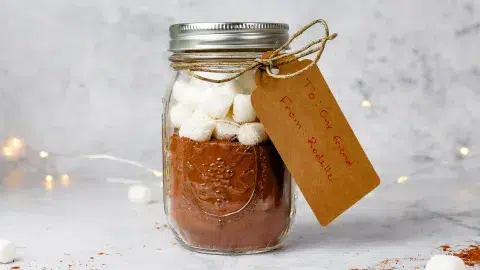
<box><xmin>168</xmin><ymin>134</ymin><xmax>292</xmax><ymax>251</ymax></box>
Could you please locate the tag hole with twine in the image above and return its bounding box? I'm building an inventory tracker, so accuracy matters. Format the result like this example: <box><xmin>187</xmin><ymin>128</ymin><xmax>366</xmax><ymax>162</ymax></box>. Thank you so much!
<box><xmin>271</xmin><ymin>68</ymin><xmax>280</xmax><ymax>75</ymax></box>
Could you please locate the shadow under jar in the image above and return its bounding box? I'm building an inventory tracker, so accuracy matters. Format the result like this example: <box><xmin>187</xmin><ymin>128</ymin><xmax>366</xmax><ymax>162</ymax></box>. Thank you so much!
<box><xmin>162</xmin><ymin>22</ymin><xmax>296</xmax><ymax>254</ymax></box>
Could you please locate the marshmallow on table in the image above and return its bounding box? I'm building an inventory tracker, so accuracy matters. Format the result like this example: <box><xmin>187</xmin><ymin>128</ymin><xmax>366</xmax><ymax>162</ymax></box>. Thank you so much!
<box><xmin>200</xmin><ymin>88</ymin><xmax>234</xmax><ymax>119</ymax></box>
<box><xmin>172</xmin><ymin>80</ymin><xmax>205</xmax><ymax>107</ymax></box>
<box><xmin>235</xmin><ymin>69</ymin><xmax>257</xmax><ymax>94</ymax></box>
<box><xmin>238</xmin><ymin>123</ymin><xmax>268</xmax><ymax>145</ymax></box>
<box><xmin>0</xmin><ymin>239</ymin><xmax>16</xmax><ymax>264</ymax></box>
<box><xmin>213</xmin><ymin>117</ymin><xmax>239</xmax><ymax>140</ymax></box>
<box><xmin>128</xmin><ymin>184</ymin><xmax>152</xmax><ymax>204</ymax></box>
<box><xmin>169</xmin><ymin>103</ymin><xmax>195</xmax><ymax>128</ymax></box>
<box><xmin>425</xmin><ymin>255</ymin><xmax>466</xmax><ymax>270</ymax></box>
<box><xmin>233</xmin><ymin>94</ymin><xmax>257</xmax><ymax>123</ymax></box>
<box><xmin>179</xmin><ymin>109</ymin><xmax>215</xmax><ymax>142</ymax></box>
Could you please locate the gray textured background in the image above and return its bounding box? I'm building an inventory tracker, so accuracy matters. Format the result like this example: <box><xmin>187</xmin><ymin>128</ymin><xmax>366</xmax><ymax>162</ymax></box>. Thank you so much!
<box><xmin>1</xmin><ymin>0</ymin><xmax>479</xmax><ymax>183</ymax></box>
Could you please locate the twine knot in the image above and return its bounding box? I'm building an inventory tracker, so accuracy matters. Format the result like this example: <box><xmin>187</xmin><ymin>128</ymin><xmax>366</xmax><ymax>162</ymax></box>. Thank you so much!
<box><xmin>255</xmin><ymin>58</ymin><xmax>275</xmax><ymax>70</ymax></box>
<box><xmin>170</xmin><ymin>19</ymin><xmax>337</xmax><ymax>83</ymax></box>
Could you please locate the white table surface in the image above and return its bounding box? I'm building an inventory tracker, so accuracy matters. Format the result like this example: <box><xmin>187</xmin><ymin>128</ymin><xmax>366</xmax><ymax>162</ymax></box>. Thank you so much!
<box><xmin>1</xmin><ymin>168</ymin><xmax>479</xmax><ymax>270</ymax></box>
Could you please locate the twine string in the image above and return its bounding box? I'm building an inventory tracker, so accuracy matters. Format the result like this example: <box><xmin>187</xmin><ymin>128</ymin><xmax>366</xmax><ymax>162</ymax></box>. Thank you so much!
<box><xmin>170</xmin><ymin>19</ymin><xmax>337</xmax><ymax>83</ymax></box>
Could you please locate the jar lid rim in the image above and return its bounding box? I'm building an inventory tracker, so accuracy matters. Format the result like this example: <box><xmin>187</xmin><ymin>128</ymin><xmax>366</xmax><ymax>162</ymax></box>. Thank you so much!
<box><xmin>169</xmin><ymin>22</ymin><xmax>290</xmax><ymax>52</ymax></box>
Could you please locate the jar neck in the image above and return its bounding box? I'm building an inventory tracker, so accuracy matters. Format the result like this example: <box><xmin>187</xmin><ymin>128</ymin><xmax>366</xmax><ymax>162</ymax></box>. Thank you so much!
<box><xmin>169</xmin><ymin>51</ymin><xmax>265</xmax><ymax>64</ymax></box>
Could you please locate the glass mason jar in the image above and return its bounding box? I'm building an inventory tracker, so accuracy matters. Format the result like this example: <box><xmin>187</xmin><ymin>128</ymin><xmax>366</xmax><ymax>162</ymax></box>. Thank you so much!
<box><xmin>162</xmin><ymin>22</ymin><xmax>296</xmax><ymax>254</ymax></box>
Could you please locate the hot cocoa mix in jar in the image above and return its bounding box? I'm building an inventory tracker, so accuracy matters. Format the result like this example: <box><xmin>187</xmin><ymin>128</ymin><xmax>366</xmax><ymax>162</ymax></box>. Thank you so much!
<box><xmin>162</xmin><ymin>22</ymin><xmax>296</xmax><ymax>254</ymax></box>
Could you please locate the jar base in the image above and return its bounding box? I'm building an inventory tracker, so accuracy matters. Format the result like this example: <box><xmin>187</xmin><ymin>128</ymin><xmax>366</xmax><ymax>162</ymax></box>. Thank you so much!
<box><xmin>175</xmin><ymin>237</ymin><xmax>283</xmax><ymax>255</ymax></box>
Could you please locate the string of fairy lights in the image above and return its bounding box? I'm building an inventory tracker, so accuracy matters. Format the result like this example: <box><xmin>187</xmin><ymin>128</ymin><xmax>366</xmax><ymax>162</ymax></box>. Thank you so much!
<box><xmin>1</xmin><ymin>136</ymin><xmax>162</xmax><ymax>191</ymax></box>
<box><xmin>360</xmin><ymin>98</ymin><xmax>473</xmax><ymax>185</ymax></box>
<box><xmin>0</xmin><ymin>99</ymin><xmax>473</xmax><ymax>192</ymax></box>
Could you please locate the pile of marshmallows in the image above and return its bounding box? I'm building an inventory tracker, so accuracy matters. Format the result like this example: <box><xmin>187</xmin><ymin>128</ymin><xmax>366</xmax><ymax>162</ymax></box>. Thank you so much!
<box><xmin>169</xmin><ymin>71</ymin><xmax>268</xmax><ymax>146</ymax></box>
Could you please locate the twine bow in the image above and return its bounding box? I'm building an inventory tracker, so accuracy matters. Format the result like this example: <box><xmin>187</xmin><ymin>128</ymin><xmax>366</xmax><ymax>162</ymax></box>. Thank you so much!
<box><xmin>170</xmin><ymin>19</ymin><xmax>337</xmax><ymax>83</ymax></box>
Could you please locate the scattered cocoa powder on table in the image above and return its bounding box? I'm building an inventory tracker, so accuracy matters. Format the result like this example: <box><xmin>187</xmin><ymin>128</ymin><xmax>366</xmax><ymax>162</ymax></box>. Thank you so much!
<box><xmin>349</xmin><ymin>243</ymin><xmax>480</xmax><ymax>269</ymax></box>
<box><xmin>373</xmin><ymin>258</ymin><xmax>401</xmax><ymax>270</ymax></box>
<box><xmin>440</xmin><ymin>244</ymin><xmax>451</xmax><ymax>251</ymax></box>
<box><xmin>351</xmin><ymin>254</ymin><xmax>426</xmax><ymax>269</ymax></box>
<box><xmin>449</xmin><ymin>244</ymin><xmax>480</xmax><ymax>267</ymax></box>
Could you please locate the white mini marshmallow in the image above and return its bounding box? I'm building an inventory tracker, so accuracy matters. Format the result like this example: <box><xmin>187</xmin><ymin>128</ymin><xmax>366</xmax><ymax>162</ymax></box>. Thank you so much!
<box><xmin>189</xmin><ymin>76</ymin><xmax>211</xmax><ymax>89</ymax></box>
<box><xmin>169</xmin><ymin>103</ymin><xmax>195</xmax><ymax>128</ymax></box>
<box><xmin>179</xmin><ymin>109</ymin><xmax>215</xmax><ymax>142</ymax></box>
<box><xmin>200</xmin><ymin>88</ymin><xmax>234</xmax><ymax>119</ymax></box>
<box><xmin>236</xmin><ymin>69</ymin><xmax>257</xmax><ymax>94</ymax></box>
<box><xmin>0</xmin><ymin>239</ymin><xmax>16</xmax><ymax>264</ymax></box>
<box><xmin>425</xmin><ymin>255</ymin><xmax>466</xmax><ymax>270</ymax></box>
<box><xmin>213</xmin><ymin>118</ymin><xmax>239</xmax><ymax>140</ymax></box>
<box><xmin>238</xmin><ymin>123</ymin><xmax>268</xmax><ymax>145</ymax></box>
<box><xmin>233</xmin><ymin>94</ymin><xmax>257</xmax><ymax>123</ymax></box>
<box><xmin>172</xmin><ymin>80</ymin><xmax>205</xmax><ymax>106</ymax></box>
<box><xmin>128</xmin><ymin>184</ymin><xmax>152</xmax><ymax>204</ymax></box>
<box><xmin>217</xmin><ymin>80</ymin><xmax>246</xmax><ymax>97</ymax></box>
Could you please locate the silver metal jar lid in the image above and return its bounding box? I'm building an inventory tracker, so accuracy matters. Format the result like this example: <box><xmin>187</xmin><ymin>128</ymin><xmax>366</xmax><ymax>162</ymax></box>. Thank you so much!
<box><xmin>169</xmin><ymin>22</ymin><xmax>289</xmax><ymax>52</ymax></box>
